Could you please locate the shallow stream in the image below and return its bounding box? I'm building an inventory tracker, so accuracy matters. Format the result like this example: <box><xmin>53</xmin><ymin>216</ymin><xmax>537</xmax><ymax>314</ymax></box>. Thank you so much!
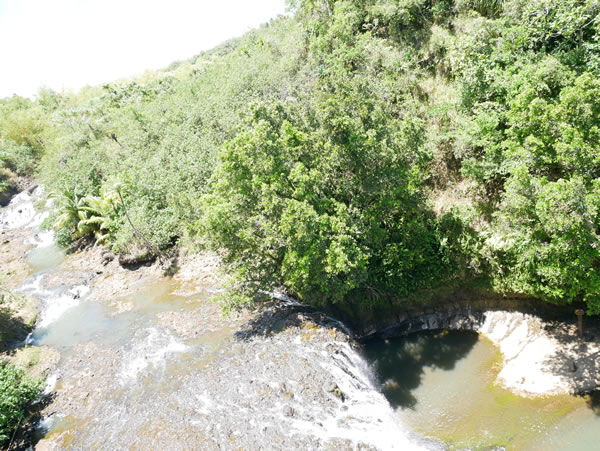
<box><xmin>4</xmin><ymin>188</ymin><xmax>426</xmax><ymax>449</ymax></box>
<box><xmin>5</xmin><ymin>189</ymin><xmax>600</xmax><ymax>450</ymax></box>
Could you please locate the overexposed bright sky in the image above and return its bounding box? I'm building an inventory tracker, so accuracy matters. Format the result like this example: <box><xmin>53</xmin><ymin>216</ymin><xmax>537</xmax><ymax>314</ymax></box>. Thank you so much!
<box><xmin>0</xmin><ymin>0</ymin><xmax>287</xmax><ymax>99</ymax></box>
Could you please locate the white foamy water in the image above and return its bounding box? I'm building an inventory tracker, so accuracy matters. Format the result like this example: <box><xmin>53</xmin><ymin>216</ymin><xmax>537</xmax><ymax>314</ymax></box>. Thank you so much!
<box><xmin>194</xmin><ymin>391</ymin><xmax>215</xmax><ymax>415</ymax></box>
<box><xmin>0</xmin><ymin>187</ymin><xmax>48</xmax><ymax>230</ymax></box>
<box><xmin>4</xmin><ymin>186</ymin><xmax>428</xmax><ymax>448</ymax></box>
<box><xmin>25</xmin><ymin>229</ymin><xmax>56</xmax><ymax>248</ymax></box>
<box><xmin>43</xmin><ymin>372</ymin><xmax>60</xmax><ymax>395</ymax></box>
<box><xmin>289</xmin><ymin>341</ymin><xmax>429</xmax><ymax>450</ymax></box>
<box><xmin>19</xmin><ymin>273</ymin><xmax>46</xmax><ymax>294</ymax></box>
<box><xmin>19</xmin><ymin>274</ymin><xmax>90</xmax><ymax>329</ymax></box>
<box><xmin>37</xmin><ymin>286</ymin><xmax>89</xmax><ymax>328</ymax></box>
<box><xmin>118</xmin><ymin>327</ymin><xmax>188</xmax><ymax>385</ymax></box>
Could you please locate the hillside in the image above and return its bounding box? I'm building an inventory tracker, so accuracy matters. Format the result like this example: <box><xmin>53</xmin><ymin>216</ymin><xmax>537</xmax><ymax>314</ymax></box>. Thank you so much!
<box><xmin>1</xmin><ymin>0</ymin><xmax>599</xmax><ymax>314</ymax></box>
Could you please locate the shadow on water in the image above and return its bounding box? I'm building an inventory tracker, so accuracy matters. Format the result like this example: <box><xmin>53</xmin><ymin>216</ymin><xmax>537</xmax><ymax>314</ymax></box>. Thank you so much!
<box><xmin>581</xmin><ymin>390</ymin><xmax>600</xmax><ymax>416</ymax></box>
<box><xmin>10</xmin><ymin>392</ymin><xmax>58</xmax><ymax>451</ymax></box>
<box><xmin>362</xmin><ymin>330</ymin><xmax>479</xmax><ymax>409</ymax></box>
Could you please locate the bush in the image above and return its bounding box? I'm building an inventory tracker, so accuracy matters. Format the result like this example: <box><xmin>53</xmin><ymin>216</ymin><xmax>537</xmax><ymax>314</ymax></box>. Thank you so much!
<box><xmin>0</xmin><ymin>137</ymin><xmax>38</xmax><ymax>175</ymax></box>
<box><xmin>200</xmin><ymin>97</ymin><xmax>461</xmax><ymax>309</ymax></box>
<box><xmin>0</xmin><ymin>361</ymin><xmax>41</xmax><ymax>445</ymax></box>
<box><xmin>0</xmin><ymin>95</ymin><xmax>53</xmax><ymax>178</ymax></box>
<box><xmin>38</xmin><ymin>17</ymin><xmax>303</xmax><ymax>252</ymax></box>
<box><xmin>3</xmin><ymin>0</ymin><xmax>599</xmax><ymax>313</ymax></box>
<box><xmin>450</xmin><ymin>1</ymin><xmax>600</xmax><ymax>310</ymax></box>
<box><xmin>489</xmin><ymin>172</ymin><xmax>600</xmax><ymax>311</ymax></box>
<box><xmin>0</xmin><ymin>168</ymin><xmax>17</xmax><ymax>202</ymax></box>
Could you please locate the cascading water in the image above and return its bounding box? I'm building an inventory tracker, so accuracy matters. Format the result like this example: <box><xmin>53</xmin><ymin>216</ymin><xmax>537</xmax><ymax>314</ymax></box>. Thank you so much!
<box><xmin>3</xmin><ymin>187</ymin><xmax>430</xmax><ymax>450</ymax></box>
<box><xmin>0</xmin><ymin>187</ymin><xmax>49</xmax><ymax>232</ymax></box>
<box><xmin>8</xmin><ymin>185</ymin><xmax>600</xmax><ymax>450</ymax></box>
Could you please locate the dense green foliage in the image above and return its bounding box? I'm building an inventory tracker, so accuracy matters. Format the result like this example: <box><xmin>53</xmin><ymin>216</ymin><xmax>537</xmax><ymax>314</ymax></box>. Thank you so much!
<box><xmin>1</xmin><ymin>0</ymin><xmax>599</xmax><ymax>311</ymax></box>
<box><xmin>36</xmin><ymin>19</ymin><xmax>302</xmax><ymax>252</ymax></box>
<box><xmin>447</xmin><ymin>0</ymin><xmax>600</xmax><ymax>310</ymax></box>
<box><xmin>201</xmin><ymin>102</ymin><xmax>465</xmax><ymax>308</ymax></box>
<box><xmin>0</xmin><ymin>93</ymin><xmax>55</xmax><ymax>198</ymax></box>
<box><xmin>0</xmin><ymin>361</ymin><xmax>41</xmax><ymax>444</ymax></box>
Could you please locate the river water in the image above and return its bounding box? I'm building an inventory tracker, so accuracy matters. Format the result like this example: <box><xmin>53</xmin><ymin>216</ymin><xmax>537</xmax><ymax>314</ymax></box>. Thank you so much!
<box><xmin>3</xmin><ymin>189</ymin><xmax>429</xmax><ymax>450</ymax></box>
<box><xmin>363</xmin><ymin>330</ymin><xmax>600</xmax><ymax>450</ymax></box>
<box><xmin>4</xmin><ymin>188</ymin><xmax>600</xmax><ymax>450</ymax></box>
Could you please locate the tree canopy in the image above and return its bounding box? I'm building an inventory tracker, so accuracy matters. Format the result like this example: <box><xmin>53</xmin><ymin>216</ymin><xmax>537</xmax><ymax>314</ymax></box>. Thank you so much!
<box><xmin>1</xmin><ymin>0</ymin><xmax>599</xmax><ymax>311</ymax></box>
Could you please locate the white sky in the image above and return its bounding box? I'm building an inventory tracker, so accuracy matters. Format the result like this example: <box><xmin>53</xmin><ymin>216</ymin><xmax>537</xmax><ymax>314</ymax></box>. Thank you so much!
<box><xmin>0</xmin><ymin>0</ymin><xmax>287</xmax><ymax>99</ymax></box>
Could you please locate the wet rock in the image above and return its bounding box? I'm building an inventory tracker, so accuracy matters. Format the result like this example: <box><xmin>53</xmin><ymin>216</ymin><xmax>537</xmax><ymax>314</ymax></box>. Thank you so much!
<box><xmin>101</xmin><ymin>252</ymin><xmax>114</xmax><ymax>265</ymax></box>
<box><xmin>66</xmin><ymin>236</ymin><xmax>94</xmax><ymax>255</ymax></box>
<box><xmin>5</xmin><ymin>191</ymin><xmax>420</xmax><ymax>451</ymax></box>
<box><xmin>325</xmin><ymin>382</ymin><xmax>338</xmax><ymax>393</ymax></box>
<box><xmin>118</xmin><ymin>252</ymin><xmax>156</xmax><ymax>267</ymax></box>
<box><xmin>333</xmin><ymin>387</ymin><xmax>345</xmax><ymax>401</ymax></box>
<box><xmin>0</xmin><ymin>187</ymin><xmax>17</xmax><ymax>207</ymax></box>
<box><xmin>0</xmin><ymin>226</ymin><xmax>33</xmax><ymax>289</ymax></box>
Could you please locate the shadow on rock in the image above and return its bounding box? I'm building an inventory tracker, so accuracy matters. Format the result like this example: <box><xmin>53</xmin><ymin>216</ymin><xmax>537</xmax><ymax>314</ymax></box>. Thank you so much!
<box><xmin>362</xmin><ymin>330</ymin><xmax>479</xmax><ymax>410</ymax></box>
<box><xmin>234</xmin><ymin>302</ymin><xmax>345</xmax><ymax>342</ymax></box>
<box><xmin>0</xmin><ymin>304</ymin><xmax>33</xmax><ymax>352</ymax></box>
<box><xmin>7</xmin><ymin>391</ymin><xmax>57</xmax><ymax>451</ymax></box>
<box><xmin>538</xmin><ymin>316</ymin><xmax>600</xmax><ymax>396</ymax></box>
<box><xmin>541</xmin><ymin>314</ymin><xmax>600</xmax><ymax>345</ymax></box>
<box><xmin>544</xmin><ymin>346</ymin><xmax>600</xmax><ymax>390</ymax></box>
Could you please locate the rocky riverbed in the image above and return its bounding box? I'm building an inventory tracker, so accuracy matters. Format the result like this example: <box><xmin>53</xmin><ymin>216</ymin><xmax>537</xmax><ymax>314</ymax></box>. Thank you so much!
<box><xmin>1</xmin><ymin>188</ymin><xmax>428</xmax><ymax>450</ymax></box>
<box><xmin>3</xmin><ymin>186</ymin><xmax>600</xmax><ymax>450</ymax></box>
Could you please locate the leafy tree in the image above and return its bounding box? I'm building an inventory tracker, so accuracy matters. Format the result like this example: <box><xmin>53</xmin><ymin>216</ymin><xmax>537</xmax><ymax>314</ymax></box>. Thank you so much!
<box><xmin>200</xmin><ymin>95</ymin><xmax>463</xmax><ymax>308</ymax></box>
<box><xmin>3</xmin><ymin>0</ymin><xmax>599</xmax><ymax>313</ymax></box>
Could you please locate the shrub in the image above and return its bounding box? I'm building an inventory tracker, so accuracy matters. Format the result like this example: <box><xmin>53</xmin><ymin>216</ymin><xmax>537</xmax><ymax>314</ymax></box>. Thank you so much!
<box><xmin>0</xmin><ymin>361</ymin><xmax>41</xmax><ymax>445</ymax></box>
<box><xmin>200</xmin><ymin>98</ymin><xmax>460</xmax><ymax>309</ymax></box>
<box><xmin>488</xmin><ymin>172</ymin><xmax>600</xmax><ymax>311</ymax></box>
<box><xmin>0</xmin><ymin>137</ymin><xmax>38</xmax><ymax>175</ymax></box>
<box><xmin>0</xmin><ymin>168</ymin><xmax>16</xmax><ymax>202</ymax></box>
<box><xmin>51</xmin><ymin>186</ymin><xmax>122</xmax><ymax>247</ymax></box>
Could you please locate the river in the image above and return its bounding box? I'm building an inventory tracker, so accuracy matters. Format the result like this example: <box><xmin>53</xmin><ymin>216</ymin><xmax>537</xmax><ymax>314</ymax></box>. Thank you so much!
<box><xmin>2</xmin><ymin>188</ymin><xmax>428</xmax><ymax>450</ymax></box>
<box><xmin>3</xmin><ymin>188</ymin><xmax>600</xmax><ymax>450</ymax></box>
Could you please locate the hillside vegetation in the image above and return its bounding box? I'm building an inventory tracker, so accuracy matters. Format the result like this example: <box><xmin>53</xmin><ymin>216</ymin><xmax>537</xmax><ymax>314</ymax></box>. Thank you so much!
<box><xmin>1</xmin><ymin>0</ymin><xmax>599</xmax><ymax>313</ymax></box>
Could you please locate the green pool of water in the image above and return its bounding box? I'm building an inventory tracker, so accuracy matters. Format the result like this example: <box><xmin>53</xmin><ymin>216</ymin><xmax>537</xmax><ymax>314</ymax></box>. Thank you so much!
<box><xmin>363</xmin><ymin>330</ymin><xmax>600</xmax><ymax>450</ymax></box>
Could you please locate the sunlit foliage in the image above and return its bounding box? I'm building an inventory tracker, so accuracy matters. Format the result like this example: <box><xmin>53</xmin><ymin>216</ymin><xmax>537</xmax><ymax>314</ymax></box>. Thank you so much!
<box><xmin>1</xmin><ymin>1</ymin><xmax>599</xmax><ymax>311</ymax></box>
